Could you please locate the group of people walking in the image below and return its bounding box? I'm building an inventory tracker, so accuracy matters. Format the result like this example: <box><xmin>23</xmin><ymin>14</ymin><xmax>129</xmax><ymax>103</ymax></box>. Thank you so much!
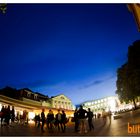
<box><xmin>34</xmin><ymin>109</ymin><xmax>68</xmax><ymax>133</ymax></box>
<box><xmin>74</xmin><ymin>105</ymin><xmax>94</xmax><ymax>133</ymax></box>
<box><xmin>34</xmin><ymin>106</ymin><xmax>95</xmax><ymax>134</ymax></box>
<box><xmin>0</xmin><ymin>105</ymin><xmax>29</xmax><ymax>127</ymax></box>
<box><xmin>0</xmin><ymin>105</ymin><xmax>15</xmax><ymax>127</ymax></box>
<box><xmin>73</xmin><ymin>106</ymin><xmax>112</xmax><ymax>134</ymax></box>
<box><xmin>1</xmin><ymin>104</ymin><xmax>112</xmax><ymax>135</ymax></box>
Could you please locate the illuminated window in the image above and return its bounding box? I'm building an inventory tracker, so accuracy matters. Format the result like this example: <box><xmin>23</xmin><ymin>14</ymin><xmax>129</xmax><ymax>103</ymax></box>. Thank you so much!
<box><xmin>95</xmin><ymin>101</ymin><xmax>97</xmax><ymax>104</ymax></box>
<box><xmin>108</xmin><ymin>97</ymin><xmax>111</xmax><ymax>100</ymax></box>
<box><xmin>87</xmin><ymin>102</ymin><xmax>91</xmax><ymax>106</ymax></box>
<box><xmin>98</xmin><ymin>100</ymin><xmax>100</xmax><ymax>103</ymax></box>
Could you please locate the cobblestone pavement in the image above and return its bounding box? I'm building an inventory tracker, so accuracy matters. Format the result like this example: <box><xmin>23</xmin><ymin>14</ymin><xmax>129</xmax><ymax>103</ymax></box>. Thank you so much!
<box><xmin>0</xmin><ymin>109</ymin><xmax>140</xmax><ymax>137</ymax></box>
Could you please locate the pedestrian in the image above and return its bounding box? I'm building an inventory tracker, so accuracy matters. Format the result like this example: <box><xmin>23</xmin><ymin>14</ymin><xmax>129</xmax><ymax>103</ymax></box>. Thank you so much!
<box><xmin>10</xmin><ymin>106</ymin><xmax>15</xmax><ymax>126</ymax></box>
<box><xmin>0</xmin><ymin>106</ymin><xmax>5</xmax><ymax>126</ymax></box>
<box><xmin>22</xmin><ymin>110</ymin><xmax>26</xmax><ymax>125</ymax></box>
<box><xmin>34</xmin><ymin>114</ymin><xmax>38</xmax><ymax>127</ymax></box>
<box><xmin>102</xmin><ymin>109</ymin><xmax>107</xmax><ymax>124</ymax></box>
<box><xmin>41</xmin><ymin>109</ymin><xmax>45</xmax><ymax>133</ymax></box>
<box><xmin>77</xmin><ymin>105</ymin><xmax>88</xmax><ymax>133</ymax></box>
<box><xmin>5</xmin><ymin>105</ymin><xmax>11</xmax><ymax>126</ymax></box>
<box><xmin>26</xmin><ymin>111</ymin><xmax>29</xmax><ymax>124</ymax></box>
<box><xmin>61</xmin><ymin>110</ymin><xmax>67</xmax><ymax>133</ymax></box>
<box><xmin>46</xmin><ymin>110</ymin><xmax>54</xmax><ymax>132</ymax></box>
<box><xmin>16</xmin><ymin>111</ymin><xmax>20</xmax><ymax>124</ymax></box>
<box><xmin>74</xmin><ymin>108</ymin><xmax>79</xmax><ymax>132</ymax></box>
<box><xmin>94</xmin><ymin>114</ymin><xmax>96</xmax><ymax>119</ymax></box>
<box><xmin>87</xmin><ymin>108</ymin><xmax>94</xmax><ymax>131</ymax></box>
<box><xmin>37</xmin><ymin>114</ymin><xmax>41</xmax><ymax>128</ymax></box>
<box><xmin>108</xmin><ymin>110</ymin><xmax>112</xmax><ymax>124</ymax></box>
<box><xmin>55</xmin><ymin>110</ymin><xmax>62</xmax><ymax>132</ymax></box>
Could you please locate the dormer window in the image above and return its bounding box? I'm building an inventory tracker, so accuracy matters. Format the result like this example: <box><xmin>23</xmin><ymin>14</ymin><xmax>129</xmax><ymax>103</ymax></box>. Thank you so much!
<box><xmin>60</xmin><ymin>96</ymin><xmax>65</xmax><ymax>99</ymax></box>
<box><xmin>34</xmin><ymin>94</ymin><xmax>38</xmax><ymax>100</ymax></box>
<box><xmin>27</xmin><ymin>93</ymin><xmax>31</xmax><ymax>97</ymax></box>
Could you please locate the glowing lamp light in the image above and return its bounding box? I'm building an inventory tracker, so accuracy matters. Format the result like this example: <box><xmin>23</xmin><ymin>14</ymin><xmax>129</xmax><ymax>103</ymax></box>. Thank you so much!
<box><xmin>20</xmin><ymin>111</ymin><xmax>23</xmax><ymax>115</ymax></box>
<box><xmin>108</xmin><ymin>99</ymin><xmax>116</xmax><ymax>112</ymax></box>
<box><xmin>128</xmin><ymin>104</ymin><xmax>133</xmax><ymax>109</ymax></box>
<box><xmin>28</xmin><ymin>120</ymin><xmax>34</xmax><ymax>124</ymax></box>
<box><xmin>28</xmin><ymin>112</ymin><xmax>35</xmax><ymax>120</ymax></box>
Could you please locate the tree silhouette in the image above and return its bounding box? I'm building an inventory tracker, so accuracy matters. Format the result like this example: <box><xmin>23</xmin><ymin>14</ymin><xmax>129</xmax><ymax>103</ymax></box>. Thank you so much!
<box><xmin>116</xmin><ymin>40</ymin><xmax>140</xmax><ymax>109</ymax></box>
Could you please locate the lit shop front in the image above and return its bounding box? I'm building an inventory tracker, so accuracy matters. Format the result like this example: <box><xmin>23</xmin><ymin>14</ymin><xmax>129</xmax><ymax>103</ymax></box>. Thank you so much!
<box><xmin>0</xmin><ymin>95</ymin><xmax>74</xmax><ymax>121</ymax></box>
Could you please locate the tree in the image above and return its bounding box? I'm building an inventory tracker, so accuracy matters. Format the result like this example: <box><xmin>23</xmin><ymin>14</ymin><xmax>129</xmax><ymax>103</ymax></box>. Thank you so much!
<box><xmin>116</xmin><ymin>40</ymin><xmax>140</xmax><ymax>109</ymax></box>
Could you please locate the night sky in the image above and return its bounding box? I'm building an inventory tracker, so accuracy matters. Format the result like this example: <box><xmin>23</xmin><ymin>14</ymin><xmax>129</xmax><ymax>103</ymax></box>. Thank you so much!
<box><xmin>0</xmin><ymin>4</ymin><xmax>140</xmax><ymax>105</ymax></box>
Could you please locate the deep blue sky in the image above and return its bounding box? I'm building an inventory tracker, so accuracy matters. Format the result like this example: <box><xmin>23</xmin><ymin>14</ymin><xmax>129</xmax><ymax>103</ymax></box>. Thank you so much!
<box><xmin>0</xmin><ymin>4</ymin><xmax>140</xmax><ymax>105</ymax></box>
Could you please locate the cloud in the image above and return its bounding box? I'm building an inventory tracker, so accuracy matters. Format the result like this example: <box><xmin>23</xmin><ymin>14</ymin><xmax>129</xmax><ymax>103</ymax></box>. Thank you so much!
<box><xmin>79</xmin><ymin>80</ymin><xmax>103</xmax><ymax>89</ymax></box>
<box><xmin>79</xmin><ymin>75</ymin><xmax>116</xmax><ymax>89</ymax></box>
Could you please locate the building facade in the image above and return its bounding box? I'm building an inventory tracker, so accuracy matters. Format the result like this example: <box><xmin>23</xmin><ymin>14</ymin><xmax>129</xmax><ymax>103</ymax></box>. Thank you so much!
<box><xmin>82</xmin><ymin>96</ymin><xmax>120</xmax><ymax>113</ymax></box>
<box><xmin>0</xmin><ymin>87</ymin><xmax>75</xmax><ymax>120</ymax></box>
<box><xmin>51</xmin><ymin>94</ymin><xmax>75</xmax><ymax>110</ymax></box>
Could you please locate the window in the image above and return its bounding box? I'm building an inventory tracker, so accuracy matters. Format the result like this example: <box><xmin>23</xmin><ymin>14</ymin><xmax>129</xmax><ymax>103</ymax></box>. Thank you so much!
<box><xmin>60</xmin><ymin>96</ymin><xmax>65</xmax><ymax>99</ymax></box>
<box><xmin>34</xmin><ymin>95</ymin><xmax>38</xmax><ymax>100</ymax></box>
<box><xmin>27</xmin><ymin>93</ymin><xmax>31</xmax><ymax>97</ymax></box>
<box><xmin>88</xmin><ymin>102</ymin><xmax>91</xmax><ymax>106</ymax></box>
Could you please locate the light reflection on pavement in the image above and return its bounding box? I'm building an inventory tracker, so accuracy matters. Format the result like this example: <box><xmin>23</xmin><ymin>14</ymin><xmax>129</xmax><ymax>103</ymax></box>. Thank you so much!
<box><xmin>0</xmin><ymin>109</ymin><xmax>140</xmax><ymax>136</ymax></box>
